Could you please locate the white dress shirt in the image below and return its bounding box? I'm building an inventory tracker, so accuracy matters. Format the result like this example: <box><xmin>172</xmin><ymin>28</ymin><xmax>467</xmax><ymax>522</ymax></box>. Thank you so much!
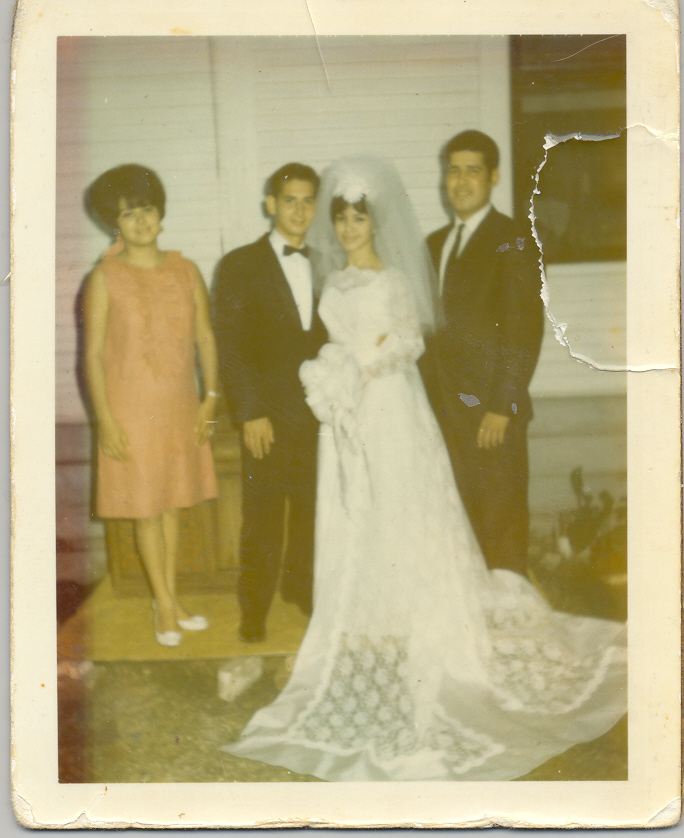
<box><xmin>269</xmin><ymin>229</ymin><xmax>313</xmax><ymax>330</ymax></box>
<box><xmin>438</xmin><ymin>203</ymin><xmax>492</xmax><ymax>295</ymax></box>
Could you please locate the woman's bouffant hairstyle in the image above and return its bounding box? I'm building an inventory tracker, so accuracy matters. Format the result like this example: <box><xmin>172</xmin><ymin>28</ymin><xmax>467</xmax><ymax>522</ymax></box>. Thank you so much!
<box><xmin>329</xmin><ymin>194</ymin><xmax>371</xmax><ymax>222</ymax></box>
<box><xmin>85</xmin><ymin>164</ymin><xmax>166</xmax><ymax>234</ymax></box>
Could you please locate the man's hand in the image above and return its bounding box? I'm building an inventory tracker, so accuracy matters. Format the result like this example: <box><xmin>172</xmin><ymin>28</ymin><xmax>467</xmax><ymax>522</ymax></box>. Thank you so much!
<box><xmin>477</xmin><ymin>411</ymin><xmax>510</xmax><ymax>449</ymax></box>
<box><xmin>243</xmin><ymin>417</ymin><xmax>275</xmax><ymax>459</ymax></box>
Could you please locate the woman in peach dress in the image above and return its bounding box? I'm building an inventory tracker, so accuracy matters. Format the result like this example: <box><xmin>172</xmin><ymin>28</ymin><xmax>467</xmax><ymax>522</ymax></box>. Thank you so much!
<box><xmin>84</xmin><ymin>164</ymin><xmax>218</xmax><ymax>646</ymax></box>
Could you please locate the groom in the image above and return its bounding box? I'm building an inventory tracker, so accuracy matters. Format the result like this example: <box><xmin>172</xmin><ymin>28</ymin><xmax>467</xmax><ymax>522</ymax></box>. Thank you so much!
<box><xmin>213</xmin><ymin>163</ymin><xmax>326</xmax><ymax>642</ymax></box>
<box><xmin>422</xmin><ymin>131</ymin><xmax>544</xmax><ymax>576</ymax></box>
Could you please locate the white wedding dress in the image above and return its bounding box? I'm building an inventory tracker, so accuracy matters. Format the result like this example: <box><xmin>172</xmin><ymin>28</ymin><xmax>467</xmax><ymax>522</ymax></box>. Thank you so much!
<box><xmin>224</xmin><ymin>265</ymin><xmax>627</xmax><ymax>782</ymax></box>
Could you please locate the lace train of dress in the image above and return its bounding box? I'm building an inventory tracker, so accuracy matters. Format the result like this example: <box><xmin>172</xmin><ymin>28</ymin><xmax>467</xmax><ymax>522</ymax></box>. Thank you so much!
<box><xmin>223</xmin><ymin>266</ymin><xmax>626</xmax><ymax>782</ymax></box>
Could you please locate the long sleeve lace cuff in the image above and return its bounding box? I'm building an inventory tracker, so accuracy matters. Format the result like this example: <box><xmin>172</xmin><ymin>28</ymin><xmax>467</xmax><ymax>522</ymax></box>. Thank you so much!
<box><xmin>354</xmin><ymin>331</ymin><xmax>425</xmax><ymax>380</ymax></box>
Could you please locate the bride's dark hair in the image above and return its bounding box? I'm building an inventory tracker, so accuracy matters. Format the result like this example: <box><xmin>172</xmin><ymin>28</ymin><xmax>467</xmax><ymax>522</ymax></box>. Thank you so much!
<box><xmin>309</xmin><ymin>157</ymin><xmax>438</xmax><ymax>332</ymax></box>
<box><xmin>330</xmin><ymin>194</ymin><xmax>370</xmax><ymax>221</ymax></box>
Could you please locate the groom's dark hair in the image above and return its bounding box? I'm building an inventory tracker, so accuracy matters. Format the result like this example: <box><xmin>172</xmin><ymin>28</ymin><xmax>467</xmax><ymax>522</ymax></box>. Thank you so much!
<box><xmin>443</xmin><ymin>130</ymin><xmax>500</xmax><ymax>173</ymax></box>
<box><xmin>267</xmin><ymin>163</ymin><xmax>320</xmax><ymax>198</ymax></box>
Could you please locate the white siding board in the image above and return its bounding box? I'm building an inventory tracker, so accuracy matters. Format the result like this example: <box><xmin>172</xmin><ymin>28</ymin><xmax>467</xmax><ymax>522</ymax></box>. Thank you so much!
<box><xmin>258</xmin><ymin>75</ymin><xmax>480</xmax><ymax>97</ymax></box>
<box><xmin>257</xmin><ymin>93</ymin><xmax>481</xmax><ymax>114</ymax></box>
<box><xmin>61</xmin><ymin>76</ymin><xmax>214</xmax><ymax>100</ymax></box>
<box><xmin>256</xmin><ymin>109</ymin><xmax>481</xmax><ymax>132</ymax></box>
<box><xmin>59</xmin><ymin>103</ymin><xmax>216</xmax><ymax>127</ymax></box>
<box><xmin>254</xmin><ymin>121</ymin><xmax>481</xmax><ymax>152</ymax></box>
<box><xmin>531</xmin><ymin>262</ymin><xmax>627</xmax><ymax>399</ymax></box>
<box><xmin>255</xmin><ymin>60</ymin><xmax>480</xmax><ymax>79</ymax></box>
<box><xmin>64</xmin><ymin>127</ymin><xmax>216</xmax><ymax>148</ymax></box>
<box><xmin>252</xmin><ymin>36</ymin><xmax>481</xmax><ymax>60</ymax></box>
<box><xmin>56</xmin><ymin>154</ymin><xmax>220</xmax><ymax>179</ymax></box>
<box><xmin>59</xmin><ymin>37</ymin><xmax>212</xmax><ymax>75</ymax></box>
<box><xmin>247</xmin><ymin>63</ymin><xmax>480</xmax><ymax>83</ymax></box>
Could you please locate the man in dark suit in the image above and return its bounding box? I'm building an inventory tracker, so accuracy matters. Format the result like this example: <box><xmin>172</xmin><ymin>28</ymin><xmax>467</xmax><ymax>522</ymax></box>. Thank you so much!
<box><xmin>213</xmin><ymin>163</ymin><xmax>326</xmax><ymax>642</ymax></box>
<box><xmin>422</xmin><ymin>131</ymin><xmax>544</xmax><ymax>576</ymax></box>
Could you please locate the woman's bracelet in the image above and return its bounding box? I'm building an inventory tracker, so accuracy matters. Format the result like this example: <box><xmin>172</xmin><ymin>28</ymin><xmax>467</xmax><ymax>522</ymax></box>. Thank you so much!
<box><xmin>206</xmin><ymin>390</ymin><xmax>220</xmax><ymax>398</ymax></box>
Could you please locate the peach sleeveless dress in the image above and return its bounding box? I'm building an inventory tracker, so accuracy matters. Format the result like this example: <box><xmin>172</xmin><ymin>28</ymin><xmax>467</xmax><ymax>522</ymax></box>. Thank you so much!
<box><xmin>96</xmin><ymin>250</ymin><xmax>218</xmax><ymax>519</ymax></box>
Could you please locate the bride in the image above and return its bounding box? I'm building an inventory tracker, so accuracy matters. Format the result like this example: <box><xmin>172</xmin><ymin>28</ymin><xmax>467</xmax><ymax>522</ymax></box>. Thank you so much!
<box><xmin>223</xmin><ymin>157</ymin><xmax>626</xmax><ymax>782</ymax></box>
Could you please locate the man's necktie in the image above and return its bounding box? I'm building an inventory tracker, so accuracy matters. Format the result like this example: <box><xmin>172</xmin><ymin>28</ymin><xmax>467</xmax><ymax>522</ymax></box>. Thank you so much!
<box><xmin>283</xmin><ymin>244</ymin><xmax>310</xmax><ymax>257</ymax></box>
<box><xmin>449</xmin><ymin>222</ymin><xmax>465</xmax><ymax>263</ymax></box>
<box><xmin>441</xmin><ymin>223</ymin><xmax>465</xmax><ymax>296</ymax></box>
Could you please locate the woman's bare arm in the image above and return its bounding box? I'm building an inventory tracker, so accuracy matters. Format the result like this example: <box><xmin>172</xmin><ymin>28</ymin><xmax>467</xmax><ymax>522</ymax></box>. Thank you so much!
<box><xmin>192</xmin><ymin>264</ymin><xmax>219</xmax><ymax>445</ymax></box>
<box><xmin>83</xmin><ymin>267</ymin><xmax>130</xmax><ymax>460</ymax></box>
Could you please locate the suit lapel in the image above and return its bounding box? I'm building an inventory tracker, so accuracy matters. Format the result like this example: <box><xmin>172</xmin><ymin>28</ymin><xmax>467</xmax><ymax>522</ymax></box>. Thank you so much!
<box><xmin>458</xmin><ymin>208</ymin><xmax>498</xmax><ymax>264</ymax></box>
<box><xmin>430</xmin><ymin>225</ymin><xmax>452</xmax><ymax>264</ymax></box>
<box><xmin>440</xmin><ymin>223</ymin><xmax>463</xmax><ymax>294</ymax></box>
<box><xmin>257</xmin><ymin>235</ymin><xmax>306</xmax><ymax>330</ymax></box>
<box><xmin>428</xmin><ymin>224</ymin><xmax>452</xmax><ymax>301</ymax></box>
<box><xmin>442</xmin><ymin>210</ymin><xmax>500</xmax><ymax>297</ymax></box>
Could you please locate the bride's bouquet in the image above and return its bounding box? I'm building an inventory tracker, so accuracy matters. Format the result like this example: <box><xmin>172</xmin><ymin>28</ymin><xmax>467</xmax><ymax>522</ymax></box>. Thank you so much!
<box><xmin>299</xmin><ymin>343</ymin><xmax>364</xmax><ymax>448</ymax></box>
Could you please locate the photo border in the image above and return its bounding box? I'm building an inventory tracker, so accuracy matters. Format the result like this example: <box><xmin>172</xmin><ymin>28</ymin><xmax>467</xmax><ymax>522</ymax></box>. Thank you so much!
<box><xmin>10</xmin><ymin>0</ymin><xmax>681</xmax><ymax>828</ymax></box>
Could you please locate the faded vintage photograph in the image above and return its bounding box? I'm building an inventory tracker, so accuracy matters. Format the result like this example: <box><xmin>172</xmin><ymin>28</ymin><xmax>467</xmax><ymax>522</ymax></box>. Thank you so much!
<box><xmin>55</xmin><ymin>34</ymin><xmax>630</xmax><ymax>784</ymax></box>
<box><xmin>10</xmin><ymin>0</ymin><xmax>680</xmax><ymax>827</ymax></box>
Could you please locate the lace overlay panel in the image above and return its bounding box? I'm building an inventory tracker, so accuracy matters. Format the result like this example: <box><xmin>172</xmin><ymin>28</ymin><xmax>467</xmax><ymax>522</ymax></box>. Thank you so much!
<box><xmin>291</xmin><ymin>634</ymin><xmax>503</xmax><ymax>774</ymax></box>
<box><xmin>485</xmin><ymin>598</ymin><xmax>617</xmax><ymax>714</ymax></box>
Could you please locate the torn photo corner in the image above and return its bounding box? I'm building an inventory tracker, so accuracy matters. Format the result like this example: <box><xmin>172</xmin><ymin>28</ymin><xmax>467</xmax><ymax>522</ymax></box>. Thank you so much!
<box><xmin>9</xmin><ymin>0</ymin><xmax>681</xmax><ymax>829</ymax></box>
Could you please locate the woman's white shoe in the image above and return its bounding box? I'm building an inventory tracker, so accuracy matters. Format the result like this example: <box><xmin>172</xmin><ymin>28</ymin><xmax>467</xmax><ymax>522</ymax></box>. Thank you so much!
<box><xmin>151</xmin><ymin>600</ymin><xmax>182</xmax><ymax>647</ymax></box>
<box><xmin>177</xmin><ymin>614</ymin><xmax>209</xmax><ymax>632</ymax></box>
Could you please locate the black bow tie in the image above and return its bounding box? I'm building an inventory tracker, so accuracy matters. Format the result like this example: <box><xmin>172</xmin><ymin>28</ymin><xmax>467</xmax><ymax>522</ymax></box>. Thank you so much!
<box><xmin>283</xmin><ymin>245</ymin><xmax>310</xmax><ymax>258</ymax></box>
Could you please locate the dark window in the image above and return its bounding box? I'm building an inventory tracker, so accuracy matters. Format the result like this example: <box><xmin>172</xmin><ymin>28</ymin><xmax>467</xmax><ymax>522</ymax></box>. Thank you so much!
<box><xmin>511</xmin><ymin>35</ymin><xmax>626</xmax><ymax>264</ymax></box>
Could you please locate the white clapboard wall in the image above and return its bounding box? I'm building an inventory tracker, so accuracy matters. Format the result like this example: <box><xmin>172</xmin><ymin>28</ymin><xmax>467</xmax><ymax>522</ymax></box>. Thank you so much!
<box><xmin>56</xmin><ymin>35</ymin><xmax>624</xmax><ymax>424</ymax></box>
<box><xmin>56</xmin><ymin>37</ymin><xmax>222</xmax><ymax>423</ymax></box>
<box><xmin>532</xmin><ymin>261</ymin><xmax>627</xmax><ymax>399</ymax></box>
<box><xmin>210</xmin><ymin>36</ymin><xmax>513</xmax><ymax>253</ymax></box>
<box><xmin>56</xmin><ymin>35</ymin><xmax>513</xmax><ymax>422</ymax></box>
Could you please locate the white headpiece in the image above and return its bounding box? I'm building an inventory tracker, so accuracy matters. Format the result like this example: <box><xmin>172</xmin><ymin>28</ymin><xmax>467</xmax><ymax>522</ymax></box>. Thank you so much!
<box><xmin>333</xmin><ymin>170</ymin><xmax>373</xmax><ymax>205</ymax></box>
<box><xmin>308</xmin><ymin>156</ymin><xmax>437</xmax><ymax>333</ymax></box>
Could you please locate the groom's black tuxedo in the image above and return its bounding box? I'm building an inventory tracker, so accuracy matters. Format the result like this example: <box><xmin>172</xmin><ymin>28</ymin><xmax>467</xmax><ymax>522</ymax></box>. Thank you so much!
<box><xmin>213</xmin><ymin>234</ymin><xmax>326</xmax><ymax>637</ymax></box>
<box><xmin>422</xmin><ymin>208</ymin><xmax>543</xmax><ymax>575</ymax></box>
